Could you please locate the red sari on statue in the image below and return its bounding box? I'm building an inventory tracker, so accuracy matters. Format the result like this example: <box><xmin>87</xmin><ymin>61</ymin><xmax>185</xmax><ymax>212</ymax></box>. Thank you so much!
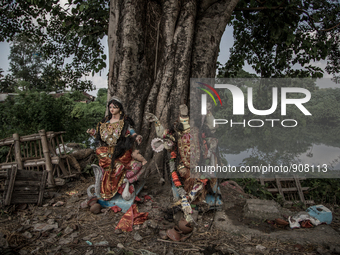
<box><xmin>96</xmin><ymin>119</ymin><xmax>143</xmax><ymax>200</ymax></box>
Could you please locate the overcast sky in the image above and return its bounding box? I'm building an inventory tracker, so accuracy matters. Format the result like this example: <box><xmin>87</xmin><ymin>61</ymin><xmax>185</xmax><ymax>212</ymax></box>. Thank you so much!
<box><xmin>0</xmin><ymin>24</ymin><xmax>334</xmax><ymax>96</ymax></box>
<box><xmin>0</xmin><ymin>25</ymin><xmax>239</xmax><ymax>96</ymax></box>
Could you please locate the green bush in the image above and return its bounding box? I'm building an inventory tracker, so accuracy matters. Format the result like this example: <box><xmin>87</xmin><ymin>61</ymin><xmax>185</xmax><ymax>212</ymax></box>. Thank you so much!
<box><xmin>0</xmin><ymin>90</ymin><xmax>106</xmax><ymax>147</ymax></box>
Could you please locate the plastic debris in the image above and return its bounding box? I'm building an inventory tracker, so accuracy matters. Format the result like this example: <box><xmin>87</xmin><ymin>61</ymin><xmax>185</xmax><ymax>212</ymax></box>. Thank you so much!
<box><xmin>256</xmin><ymin>245</ymin><xmax>266</xmax><ymax>252</ymax></box>
<box><xmin>80</xmin><ymin>200</ymin><xmax>89</xmax><ymax>209</ymax></box>
<box><xmin>146</xmin><ymin>220</ymin><xmax>158</xmax><ymax>229</ymax></box>
<box><xmin>82</xmin><ymin>233</ymin><xmax>98</xmax><ymax>240</ymax></box>
<box><xmin>66</xmin><ymin>191</ymin><xmax>78</xmax><ymax>196</ymax></box>
<box><xmin>86</xmin><ymin>241</ymin><xmax>93</xmax><ymax>245</ymax></box>
<box><xmin>95</xmin><ymin>241</ymin><xmax>109</xmax><ymax>246</ymax></box>
<box><xmin>52</xmin><ymin>201</ymin><xmax>64</xmax><ymax>207</ymax></box>
<box><xmin>64</xmin><ymin>226</ymin><xmax>73</xmax><ymax>235</ymax></box>
<box><xmin>22</xmin><ymin>231</ymin><xmax>32</xmax><ymax>239</ymax></box>
<box><xmin>144</xmin><ymin>195</ymin><xmax>154</xmax><ymax>202</ymax></box>
<box><xmin>133</xmin><ymin>232</ymin><xmax>143</xmax><ymax>241</ymax></box>
<box><xmin>306</xmin><ymin>205</ymin><xmax>332</xmax><ymax>224</ymax></box>
<box><xmin>140</xmin><ymin>249</ymin><xmax>158</xmax><ymax>255</ymax></box>
<box><xmin>33</xmin><ymin>223</ymin><xmax>58</xmax><ymax>232</ymax></box>
<box><xmin>288</xmin><ymin>211</ymin><xmax>321</xmax><ymax>229</ymax></box>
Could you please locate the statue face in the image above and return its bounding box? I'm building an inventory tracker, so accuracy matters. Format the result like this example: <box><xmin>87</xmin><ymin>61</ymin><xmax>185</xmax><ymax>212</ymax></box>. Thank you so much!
<box><xmin>109</xmin><ymin>103</ymin><xmax>120</xmax><ymax>115</ymax></box>
<box><xmin>207</xmin><ymin>102</ymin><xmax>212</xmax><ymax>111</ymax></box>
<box><xmin>179</xmin><ymin>104</ymin><xmax>188</xmax><ymax>116</ymax></box>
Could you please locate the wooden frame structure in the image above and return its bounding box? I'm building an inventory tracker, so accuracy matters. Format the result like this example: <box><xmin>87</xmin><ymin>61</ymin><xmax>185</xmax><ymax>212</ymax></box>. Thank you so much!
<box><xmin>260</xmin><ymin>176</ymin><xmax>313</xmax><ymax>204</ymax></box>
<box><xmin>3</xmin><ymin>166</ymin><xmax>47</xmax><ymax>206</ymax></box>
<box><xmin>0</xmin><ymin>130</ymin><xmax>79</xmax><ymax>187</ymax></box>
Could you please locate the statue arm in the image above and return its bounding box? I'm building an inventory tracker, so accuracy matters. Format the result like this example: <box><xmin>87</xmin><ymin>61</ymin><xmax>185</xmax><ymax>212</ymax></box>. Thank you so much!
<box><xmin>145</xmin><ymin>113</ymin><xmax>166</xmax><ymax>138</ymax></box>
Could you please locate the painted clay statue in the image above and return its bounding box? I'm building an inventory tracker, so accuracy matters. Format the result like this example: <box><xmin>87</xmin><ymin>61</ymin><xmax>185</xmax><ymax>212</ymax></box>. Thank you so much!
<box><xmin>87</xmin><ymin>96</ymin><xmax>146</xmax><ymax>201</ymax></box>
<box><xmin>146</xmin><ymin>104</ymin><xmax>219</xmax><ymax>222</ymax></box>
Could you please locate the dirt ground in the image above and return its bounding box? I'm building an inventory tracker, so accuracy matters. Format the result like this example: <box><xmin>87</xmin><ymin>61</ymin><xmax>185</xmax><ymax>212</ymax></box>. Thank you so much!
<box><xmin>1</xmin><ymin>174</ymin><xmax>340</xmax><ymax>255</ymax></box>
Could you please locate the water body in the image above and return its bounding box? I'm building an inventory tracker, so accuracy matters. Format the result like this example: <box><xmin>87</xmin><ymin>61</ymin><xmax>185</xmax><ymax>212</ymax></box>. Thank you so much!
<box><xmin>215</xmin><ymin>124</ymin><xmax>340</xmax><ymax>178</ymax></box>
<box><xmin>224</xmin><ymin>144</ymin><xmax>340</xmax><ymax>170</ymax></box>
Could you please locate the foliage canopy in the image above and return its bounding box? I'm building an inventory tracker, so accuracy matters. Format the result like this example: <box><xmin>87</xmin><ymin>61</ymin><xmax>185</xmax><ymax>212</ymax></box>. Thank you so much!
<box><xmin>223</xmin><ymin>0</ymin><xmax>340</xmax><ymax>78</ymax></box>
<box><xmin>1</xmin><ymin>0</ymin><xmax>339</xmax><ymax>79</ymax></box>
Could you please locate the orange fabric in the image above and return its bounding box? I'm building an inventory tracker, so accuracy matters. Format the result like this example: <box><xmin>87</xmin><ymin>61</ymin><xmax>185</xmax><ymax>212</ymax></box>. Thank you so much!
<box><xmin>96</xmin><ymin>147</ymin><xmax>111</xmax><ymax>169</ymax></box>
<box><xmin>97</xmin><ymin>148</ymin><xmax>133</xmax><ymax>200</ymax></box>
<box><xmin>115</xmin><ymin>204</ymin><xmax>148</xmax><ymax>232</ymax></box>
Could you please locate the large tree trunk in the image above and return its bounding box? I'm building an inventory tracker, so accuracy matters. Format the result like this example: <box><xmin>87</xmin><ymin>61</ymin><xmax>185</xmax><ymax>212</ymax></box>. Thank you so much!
<box><xmin>107</xmin><ymin>0</ymin><xmax>239</xmax><ymax>161</ymax></box>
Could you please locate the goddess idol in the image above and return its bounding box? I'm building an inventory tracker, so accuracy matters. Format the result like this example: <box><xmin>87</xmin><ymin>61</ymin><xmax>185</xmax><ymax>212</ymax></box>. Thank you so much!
<box><xmin>87</xmin><ymin>96</ymin><xmax>146</xmax><ymax>201</ymax></box>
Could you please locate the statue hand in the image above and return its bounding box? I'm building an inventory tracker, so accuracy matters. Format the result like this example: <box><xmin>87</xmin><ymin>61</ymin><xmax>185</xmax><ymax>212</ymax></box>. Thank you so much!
<box><xmin>87</xmin><ymin>128</ymin><xmax>96</xmax><ymax>136</ymax></box>
<box><xmin>136</xmin><ymin>135</ymin><xmax>143</xmax><ymax>145</ymax></box>
<box><xmin>145</xmin><ymin>113</ymin><xmax>158</xmax><ymax>122</ymax></box>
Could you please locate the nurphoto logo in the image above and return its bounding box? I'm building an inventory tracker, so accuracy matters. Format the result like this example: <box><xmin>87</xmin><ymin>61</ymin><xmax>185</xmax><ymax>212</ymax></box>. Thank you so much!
<box><xmin>199</xmin><ymin>83</ymin><xmax>311</xmax><ymax>128</ymax></box>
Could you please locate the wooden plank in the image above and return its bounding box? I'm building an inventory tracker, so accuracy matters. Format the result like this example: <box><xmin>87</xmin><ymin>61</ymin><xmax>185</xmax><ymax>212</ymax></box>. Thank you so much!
<box><xmin>0</xmin><ymin>171</ymin><xmax>7</xmax><ymax>178</ymax></box>
<box><xmin>0</xmin><ymin>131</ymin><xmax>67</xmax><ymax>145</ymax></box>
<box><xmin>1</xmin><ymin>156</ymin><xmax>60</xmax><ymax>170</ymax></box>
<box><xmin>34</xmin><ymin>141</ymin><xmax>38</xmax><ymax>159</ymax></box>
<box><xmin>267</xmin><ymin>187</ymin><xmax>309</xmax><ymax>192</ymax></box>
<box><xmin>294</xmin><ymin>177</ymin><xmax>306</xmax><ymax>204</ymax></box>
<box><xmin>0</xmin><ymin>137</ymin><xmax>15</xmax><ymax>146</ymax></box>
<box><xmin>13</xmin><ymin>186</ymin><xmax>39</xmax><ymax>192</ymax></box>
<box><xmin>39</xmin><ymin>129</ymin><xmax>55</xmax><ymax>187</ymax></box>
<box><xmin>38</xmin><ymin>140</ymin><xmax>42</xmax><ymax>158</ymax></box>
<box><xmin>275</xmin><ymin>176</ymin><xmax>284</xmax><ymax>199</ymax></box>
<box><xmin>0</xmin><ymin>163</ymin><xmax>17</xmax><ymax>170</ymax></box>
<box><xmin>58</xmin><ymin>159</ymin><xmax>70</xmax><ymax>176</ymax></box>
<box><xmin>6</xmin><ymin>181</ymin><xmax>41</xmax><ymax>187</ymax></box>
<box><xmin>11</xmin><ymin>197</ymin><xmax>38</xmax><ymax>204</ymax></box>
<box><xmin>13</xmin><ymin>169</ymin><xmax>42</xmax><ymax>179</ymax></box>
<box><xmin>13</xmin><ymin>133</ymin><xmax>23</xmax><ymax>170</ymax></box>
<box><xmin>22</xmin><ymin>156</ymin><xmax>41</xmax><ymax>161</ymax></box>
<box><xmin>59</xmin><ymin>135</ymin><xmax>72</xmax><ymax>174</ymax></box>
<box><xmin>21</xmin><ymin>142</ymin><xmax>25</xmax><ymax>159</ymax></box>
<box><xmin>59</xmin><ymin>135</ymin><xmax>67</xmax><ymax>156</ymax></box>
<box><xmin>5</xmin><ymin>166</ymin><xmax>17</xmax><ymax>205</ymax></box>
<box><xmin>2</xmin><ymin>168</ymin><xmax>47</xmax><ymax>206</ymax></box>
<box><xmin>26</xmin><ymin>142</ymin><xmax>29</xmax><ymax>161</ymax></box>
<box><xmin>30</xmin><ymin>141</ymin><xmax>33</xmax><ymax>159</ymax></box>
<box><xmin>260</xmin><ymin>177</ymin><xmax>307</xmax><ymax>182</ymax></box>
<box><xmin>5</xmin><ymin>144</ymin><xmax>13</xmax><ymax>163</ymax></box>
<box><xmin>12</xmin><ymin>191</ymin><xmax>40</xmax><ymax>196</ymax></box>
<box><xmin>38</xmin><ymin>170</ymin><xmax>47</xmax><ymax>206</ymax></box>
<box><xmin>48</xmin><ymin>141</ymin><xmax>57</xmax><ymax>157</ymax></box>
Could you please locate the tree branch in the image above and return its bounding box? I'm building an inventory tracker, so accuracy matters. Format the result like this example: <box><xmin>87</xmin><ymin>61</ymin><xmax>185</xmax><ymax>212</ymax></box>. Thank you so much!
<box><xmin>234</xmin><ymin>5</ymin><xmax>340</xmax><ymax>32</ymax></box>
<box><xmin>296</xmin><ymin>8</ymin><xmax>340</xmax><ymax>32</ymax></box>
<box><xmin>234</xmin><ymin>6</ymin><xmax>285</xmax><ymax>11</ymax></box>
<box><xmin>321</xmin><ymin>22</ymin><xmax>340</xmax><ymax>32</ymax></box>
<box><xmin>256</xmin><ymin>0</ymin><xmax>266</xmax><ymax>4</ymax></box>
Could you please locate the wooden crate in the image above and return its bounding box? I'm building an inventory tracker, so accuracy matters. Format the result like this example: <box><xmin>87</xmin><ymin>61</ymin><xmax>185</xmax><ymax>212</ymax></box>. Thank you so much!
<box><xmin>3</xmin><ymin>166</ymin><xmax>47</xmax><ymax>206</ymax></box>
<box><xmin>0</xmin><ymin>130</ymin><xmax>78</xmax><ymax>187</ymax></box>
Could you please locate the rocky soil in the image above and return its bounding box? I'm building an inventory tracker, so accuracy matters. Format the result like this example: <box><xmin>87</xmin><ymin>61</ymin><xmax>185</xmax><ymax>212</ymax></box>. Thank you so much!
<box><xmin>1</xmin><ymin>175</ymin><xmax>340</xmax><ymax>255</ymax></box>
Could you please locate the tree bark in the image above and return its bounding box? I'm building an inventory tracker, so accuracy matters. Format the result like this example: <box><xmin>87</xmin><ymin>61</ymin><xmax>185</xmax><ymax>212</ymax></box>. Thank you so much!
<box><xmin>107</xmin><ymin>0</ymin><xmax>239</xmax><ymax>160</ymax></box>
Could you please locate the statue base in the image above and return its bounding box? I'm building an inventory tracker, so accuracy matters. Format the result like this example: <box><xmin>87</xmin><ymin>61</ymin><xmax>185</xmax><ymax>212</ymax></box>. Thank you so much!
<box><xmin>97</xmin><ymin>181</ymin><xmax>145</xmax><ymax>213</ymax></box>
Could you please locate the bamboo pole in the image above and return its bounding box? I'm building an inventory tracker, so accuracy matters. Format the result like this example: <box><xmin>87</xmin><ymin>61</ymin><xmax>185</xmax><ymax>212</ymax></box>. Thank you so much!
<box><xmin>5</xmin><ymin>144</ymin><xmax>13</xmax><ymax>163</ymax></box>
<box><xmin>38</xmin><ymin>140</ymin><xmax>42</xmax><ymax>158</ymax></box>
<box><xmin>0</xmin><ymin>131</ymin><xmax>66</xmax><ymax>146</ymax></box>
<box><xmin>39</xmin><ymin>130</ymin><xmax>55</xmax><ymax>187</ymax></box>
<box><xmin>13</xmin><ymin>133</ymin><xmax>23</xmax><ymax>170</ymax></box>
<box><xmin>34</xmin><ymin>141</ymin><xmax>38</xmax><ymax>158</ymax></box>
<box><xmin>60</xmin><ymin>135</ymin><xmax>72</xmax><ymax>174</ymax></box>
